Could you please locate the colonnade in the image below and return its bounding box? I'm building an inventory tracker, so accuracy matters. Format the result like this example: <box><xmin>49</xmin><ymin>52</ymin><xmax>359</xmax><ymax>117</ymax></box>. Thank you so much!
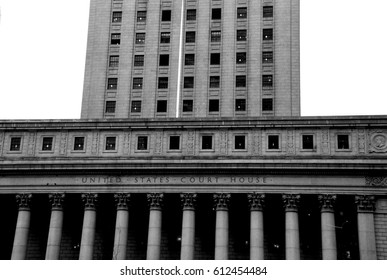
<box><xmin>9</xmin><ymin>192</ymin><xmax>377</xmax><ymax>260</ymax></box>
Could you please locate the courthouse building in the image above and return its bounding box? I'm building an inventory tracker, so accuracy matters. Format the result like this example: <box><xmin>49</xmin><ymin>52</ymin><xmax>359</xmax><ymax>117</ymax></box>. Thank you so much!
<box><xmin>0</xmin><ymin>0</ymin><xmax>387</xmax><ymax>260</ymax></box>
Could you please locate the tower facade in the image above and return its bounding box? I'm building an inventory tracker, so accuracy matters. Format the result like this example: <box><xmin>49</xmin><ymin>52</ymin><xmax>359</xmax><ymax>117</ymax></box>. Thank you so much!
<box><xmin>81</xmin><ymin>0</ymin><xmax>300</xmax><ymax>119</ymax></box>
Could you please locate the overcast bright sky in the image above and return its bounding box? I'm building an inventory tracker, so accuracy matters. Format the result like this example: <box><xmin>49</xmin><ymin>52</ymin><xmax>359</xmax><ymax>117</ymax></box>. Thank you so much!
<box><xmin>0</xmin><ymin>0</ymin><xmax>386</xmax><ymax>119</ymax></box>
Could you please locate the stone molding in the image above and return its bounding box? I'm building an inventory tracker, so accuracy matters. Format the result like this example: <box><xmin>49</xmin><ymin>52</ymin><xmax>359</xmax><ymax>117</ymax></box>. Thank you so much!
<box><xmin>365</xmin><ymin>177</ymin><xmax>387</xmax><ymax>187</ymax></box>
<box><xmin>114</xmin><ymin>193</ymin><xmax>130</xmax><ymax>210</ymax></box>
<box><xmin>282</xmin><ymin>194</ymin><xmax>300</xmax><ymax>211</ymax></box>
<box><xmin>81</xmin><ymin>193</ymin><xmax>98</xmax><ymax>210</ymax></box>
<box><xmin>16</xmin><ymin>193</ymin><xmax>32</xmax><ymax>210</ymax></box>
<box><xmin>318</xmin><ymin>194</ymin><xmax>336</xmax><ymax>211</ymax></box>
<box><xmin>49</xmin><ymin>193</ymin><xmax>65</xmax><ymax>210</ymax></box>
<box><xmin>247</xmin><ymin>193</ymin><xmax>265</xmax><ymax>211</ymax></box>
<box><xmin>147</xmin><ymin>193</ymin><xmax>164</xmax><ymax>210</ymax></box>
<box><xmin>369</xmin><ymin>130</ymin><xmax>387</xmax><ymax>153</ymax></box>
<box><xmin>355</xmin><ymin>195</ymin><xmax>375</xmax><ymax>213</ymax></box>
<box><xmin>180</xmin><ymin>193</ymin><xmax>197</xmax><ymax>210</ymax></box>
<box><xmin>213</xmin><ymin>193</ymin><xmax>231</xmax><ymax>211</ymax></box>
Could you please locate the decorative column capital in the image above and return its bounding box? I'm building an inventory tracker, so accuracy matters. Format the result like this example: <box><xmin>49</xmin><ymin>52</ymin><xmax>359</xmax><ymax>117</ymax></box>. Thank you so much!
<box><xmin>16</xmin><ymin>193</ymin><xmax>32</xmax><ymax>210</ymax></box>
<box><xmin>318</xmin><ymin>194</ymin><xmax>336</xmax><ymax>212</ymax></box>
<box><xmin>114</xmin><ymin>193</ymin><xmax>131</xmax><ymax>210</ymax></box>
<box><xmin>48</xmin><ymin>193</ymin><xmax>65</xmax><ymax>210</ymax></box>
<box><xmin>180</xmin><ymin>193</ymin><xmax>197</xmax><ymax>210</ymax></box>
<box><xmin>247</xmin><ymin>193</ymin><xmax>265</xmax><ymax>211</ymax></box>
<box><xmin>147</xmin><ymin>193</ymin><xmax>164</xmax><ymax>210</ymax></box>
<box><xmin>282</xmin><ymin>194</ymin><xmax>300</xmax><ymax>211</ymax></box>
<box><xmin>355</xmin><ymin>195</ymin><xmax>375</xmax><ymax>213</ymax></box>
<box><xmin>81</xmin><ymin>193</ymin><xmax>98</xmax><ymax>210</ymax></box>
<box><xmin>213</xmin><ymin>193</ymin><xmax>231</xmax><ymax>211</ymax></box>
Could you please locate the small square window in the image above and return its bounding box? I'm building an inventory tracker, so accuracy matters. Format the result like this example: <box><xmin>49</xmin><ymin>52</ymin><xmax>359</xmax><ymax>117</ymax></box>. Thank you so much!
<box><xmin>111</xmin><ymin>33</ymin><xmax>121</xmax><ymax>45</ymax></box>
<box><xmin>337</xmin><ymin>135</ymin><xmax>350</xmax><ymax>150</ymax></box>
<box><xmin>109</xmin><ymin>56</ymin><xmax>119</xmax><ymax>68</ymax></box>
<box><xmin>136</xmin><ymin>33</ymin><xmax>146</xmax><ymax>44</ymax></box>
<box><xmin>211</xmin><ymin>31</ymin><xmax>221</xmax><ymax>42</ymax></box>
<box><xmin>137</xmin><ymin>136</ymin><xmax>148</xmax><ymax>150</ymax></box>
<box><xmin>262</xmin><ymin>52</ymin><xmax>273</xmax><ymax>64</ymax></box>
<box><xmin>105</xmin><ymin>101</ymin><xmax>116</xmax><ymax>113</ymax></box>
<box><xmin>183</xmin><ymin>100</ymin><xmax>193</xmax><ymax>112</ymax></box>
<box><xmin>235</xmin><ymin>135</ymin><xmax>246</xmax><ymax>150</ymax></box>
<box><xmin>160</xmin><ymin>32</ymin><xmax>170</xmax><ymax>43</ymax></box>
<box><xmin>105</xmin><ymin>137</ymin><xmax>116</xmax><ymax>151</ymax></box>
<box><xmin>133</xmin><ymin>77</ymin><xmax>143</xmax><ymax>89</ymax></box>
<box><xmin>263</xmin><ymin>29</ymin><xmax>273</xmax><ymax>40</ymax></box>
<box><xmin>236</xmin><ymin>76</ymin><xmax>246</xmax><ymax>87</ymax></box>
<box><xmin>159</xmin><ymin>54</ymin><xmax>169</xmax><ymax>66</ymax></box>
<box><xmin>107</xmin><ymin>78</ymin><xmax>118</xmax><ymax>90</ymax></box>
<box><xmin>158</xmin><ymin>77</ymin><xmax>169</xmax><ymax>89</ymax></box>
<box><xmin>162</xmin><ymin>10</ymin><xmax>171</xmax><ymax>21</ymax></box>
<box><xmin>131</xmin><ymin>101</ymin><xmax>142</xmax><ymax>113</ymax></box>
<box><xmin>202</xmin><ymin>135</ymin><xmax>213</xmax><ymax>150</ymax></box>
<box><xmin>210</xmin><ymin>53</ymin><xmax>220</xmax><ymax>65</ymax></box>
<box><xmin>235</xmin><ymin>99</ymin><xmax>246</xmax><ymax>111</ymax></box>
<box><xmin>236</xmin><ymin>52</ymin><xmax>246</xmax><ymax>64</ymax></box>
<box><xmin>185</xmin><ymin>54</ymin><xmax>195</xmax><ymax>66</ymax></box>
<box><xmin>134</xmin><ymin>55</ymin><xmax>144</xmax><ymax>67</ymax></box>
<box><xmin>237</xmin><ymin>30</ymin><xmax>247</xmax><ymax>41</ymax></box>
<box><xmin>184</xmin><ymin>77</ymin><xmax>194</xmax><ymax>88</ymax></box>
<box><xmin>137</xmin><ymin>11</ymin><xmax>147</xmax><ymax>22</ymax></box>
<box><xmin>186</xmin><ymin>31</ymin><xmax>196</xmax><ymax>43</ymax></box>
<box><xmin>262</xmin><ymin>98</ymin><xmax>273</xmax><ymax>111</ymax></box>
<box><xmin>74</xmin><ymin>137</ymin><xmax>85</xmax><ymax>151</ymax></box>
<box><xmin>263</xmin><ymin>6</ymin><xmax>273</xmax><ymax>18</ymax></box>
<box><xmin>210</xmin><ymin>76</ymin><xmax>220</xmax><ymax>88</ymax></box>
<box><xmin>268</xmin><ymin>135</ymin><xmax>279</xmax><ymax>150</ymax></box>
<box><xmin>237</xmin><ymin>7</ymin><xmax>247</xmax><ymax>19</ymax></box>
<box><xmin>42</xmin><ymin>137</ymin><xmax>53</xmax><ymax>151</ymax></box>
<box><xmin>10</xmin><ymin>137</ymin><xmax>21</xmax><ymax>151</ymax></box>
<box><xmin>186</xmin><ymin>9</ymin><xmax>196</xmax><ymax>21</ymax></box>
<box><xmin>212</xmin><ymin>8</ymin><xmax>221</xmax><ymax>20</ymax></box>
<box><xmin>112</xmin><ymin>11</ymin><xmax>122</xmax><ymax>23</ymax></box>
<box><xmin>302</xmin><ymin>135</ymin><xmax>314</xmax><ymax>150</ymax></box>
<box><xmin>262</xmin><ymin>75</ymin><xmax>273</xmax><ymax>87</ymax></box>
<box><xmin>209</xmin><ymin>99</ymin><xmax>219</xmax><ymax>112</ymax></box>
<box><xmin>169</xmin><ymin>136</ymin><xmax>180</xmax><ymax>150</ymax></box>
<box><xmin>157</xmin><ymin>100</ymin><xmax>168</xmax><ymax>113</ymax></box>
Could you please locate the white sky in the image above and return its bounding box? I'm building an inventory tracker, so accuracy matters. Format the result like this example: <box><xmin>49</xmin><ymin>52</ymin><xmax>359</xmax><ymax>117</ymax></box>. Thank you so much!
<box><xmin>0</xmin><ymin>0</ymin><xmax>386</xmax><ymax>119</ymax></box>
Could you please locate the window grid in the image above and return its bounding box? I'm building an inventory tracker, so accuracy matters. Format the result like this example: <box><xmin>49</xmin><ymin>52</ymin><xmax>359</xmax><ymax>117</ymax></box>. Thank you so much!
<box><xmin>112</xmin><ymin>11</ymin><xmax>122</xmax><ymax>23</ymax></box>
<box><xmin>237</xmin><ymin>7</ymin><xmax>247</xmax><ymax>19</ymax></box>
<box><xmin>131</xmin><ymin>101</ymin><xmax>142</xmax><ymax>113</ymax></box>
<box><xmin>105</xmin><ymin>101</ymin><xmax>116</xmax><ymax>113</ymax></box>
<box><xmin>136</xmin><ymin>33</ymin><xmax>146</xmax><ymax>44</ymax></box>
<box><xmin>10</xmin><ymin>137</ymin><xmax>21</xmax><ymax>151</ymax></box>
<box><xmin>237</xmin><ymin>30</ymin><xmax>247</xmax><ymax>41</ymax></box>
<box><xmin>236</xmin><ymin>76</ymin><xmax>246</xmax><ymax>88</ymax></box>
<box><xmin>186</xmin><ymin>9</ymin><xmax>196</xmax><ymax>21</ymax></box>
<box><xmin>185</xmin><ymin>54</ymin><xmax>195</xmax><ymax>66</ymax></box>
<box><xmin>211</xmin><ymin>31</ymin><xmax>221</xmax><ymax>42</ymax></box>
<box><xmin>137</xmin><ymin>11</ymin><xmax>147</xmax><ymax>22</ymax></box>
<box><xmin>134</xmin><ymin>55</ymin><xmax>144</xmax><ymax>67</ymax></box>
<box><xmin>109</xmin><ymin>56</ymin><xmax>119</xmax><ymax>68</ymax></box>
<box><xmin>210</xmin><ymin>76</ymin><xmax>220</xmax><ymax>88</ymax></box>
<box><xmin>107</xmin><ymin>78</ymin><xmax>118</xmax><ymax>90</ymax></box>
<box><xmin>158</xmin><ymin>77</ymin><xmax>169</xmax><ymax>89</ymax></box>
<box><xmin>160</xmin><ymin>32</ymin><xmax>171</xmax><ymax>44</ymax></box>
<box><xmin>74</xmin><ymin>137</ymin><xmax>85</xmax><ymax>151</ymax></box>
<box><xmin>132</xmin><ymin>78</ymin><xmax>143</xmax><ymax>90</ymax></box>
<box><xmin>186</xmin><ymin>31</ymin><xmax>196</xmax><ymax>43</ymax></box>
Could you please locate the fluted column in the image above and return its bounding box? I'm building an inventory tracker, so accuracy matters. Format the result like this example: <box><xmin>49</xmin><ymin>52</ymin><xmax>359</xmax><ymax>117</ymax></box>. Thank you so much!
<box><xmin>11</xmin><ymin>194</ymin><xmax>32</xmax><ymax>260</ymax></box>
<box><xmin>318</xmin><ymin>194</ymin><xmax>337</xmax><ymax>260</ymax></box>
<box><xmin>355</xmin><ymin>195</ymin><xmax>377</xmax><ymax>260</ymax></box>
<box><xmin>112</xmin><ymin>193</ymin><xmax>130</xmax><ymax>260</ymax></box>
<box><xmin>146</xmin><ymin>193</ymin><xmax>163</xmax><ymax>260</ymax></box>
<box><xmin>180</xmin><ymin>193</ymin><xmax>197</xmax><ymax>260</ymax></box>
<box><xmin>45</xmin><ymin>193</ymin><xmax>65</xmax><ymax>260</ymax></box>
<box><xmin>79</xmin><ymin>193</ymin><xmax>98</xmax><ymax>260</ymax></box>
<box><xmin>248</xmin><ymin>193</ymin><xmax>265</xmax><ymax>260</ymax></box>
<box><xmin>283</xmin><ymin>194</ymin><xmax>300</xmax><ymax>260</ymax></box>
<box><xmin>213</xmin><ymin>193</ymin><xmax>230</xmax><ymax>260</ymax></box>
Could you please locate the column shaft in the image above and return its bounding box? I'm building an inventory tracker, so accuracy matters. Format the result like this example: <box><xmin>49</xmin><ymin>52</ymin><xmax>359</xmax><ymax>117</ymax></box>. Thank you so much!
<box><xmin>321</xmin><ymin>211</ymin><xmax>337</xmax><ymax>260</ymax></box>
<box><xmin>79</xmin><ymin>193</ymin><xmax>98</xmax><ymax>260</ymax></box>
<box><xmin>283</xmin><ymin>194</ymin><xmax>300</xmax><ymax>260</ymax></box>
<box><xmin>356</xmin><ymin>195</ymin><xmax>377</xmax><ymax>260</ymax></box>
<box><xmin>180</xmin><ymin>193</ymin><xmax>197</xmax><ymax>260</ymax></box>
<box><xmin>250</xmin><ymin>210</ymin><xmax>264</xmax><ymax>260</ymax></box>
<box><xmin>45</xmin><ymin>210</ymin><xmax>64</xmax><ymax>260</ymax></box>
<box><xmin>215</xmin><ymin>210</ymin><xmax>229</xmax><ymax>260</ymax></box>
<box><xmin>146</xmin><ymin>209</ymin><xmax>162</xmax><ymax>260</ymax></box>
<box><xmin>11</xmin><ymin>210</ymin><xmax>31</xmax><ymax>260</ymax></box>
<box><xmin>113</xmin><ymin>210</ymin><xmax>129</xmax><ymax>260</ymax></box>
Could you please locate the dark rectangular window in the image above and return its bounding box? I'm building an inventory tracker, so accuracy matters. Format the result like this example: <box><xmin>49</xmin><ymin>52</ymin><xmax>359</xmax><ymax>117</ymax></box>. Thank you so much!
<box><xmin>236</xmin><ymin>52</ymin><xmax>246</xmax><ymax>64</ymax></box>
<box><xmin>262</xmin><ymin>98</ymin><xmax>273</xmax><ymax>111</ymax></box>
<box><xmin>211</xmin><ymin>31</ymin><xmax>221</xmax><ymax>42</ymax></box>
<box><xmin>184</xmin><ymin>77</ymin><xmax>194</xmax><ymax>88</ymax></box>
<box><xmin>131</xmin><ymin>101</ymin><xmax>142</xmax><ymax>113</ymax></box>
<box><xmin>107</xmin><ymin>78</ymin><xmax>118</xmax><ymax>90</ymax></box>
<box><xmin>237</xmin><ymin>7</ymin><xmax>247</xmax><ymax>19</ymax></box>
<box><xmin>112</xmin><ymin>11</ymin><xmax>122</xmax><ymax>23</ymax></box>
<box><xmin>202</xmin><ymin>135</ymin><xmax>213</xmax><ymax>150</ymax></box>
<box><xmin>159</xmin><ymin>54</ymin><xmax>169</xmax><ymax>66</ymax></box>
<box><xmin>137</xmin><ymin>136</ymin><xmax>148</xmax><ymax>150</ymax></box>
<box><xmin>262</xmin><ymin>52</ymin><xmax>273</xmax><ymax>63</ymax></box>
<box><xmin>157</xmin><ymin>100</ymin><xmax>168</xmax><ymax>113</ymax></box>
<box><xmin>263</xmin><ymin>6</ymin><xmax>273</xmax><ymax>18</ymax></box>
<box><xmin>337</xmin><ymin>135</ymin><xmax>350</xmax><ymax>150</ymax></box>
<box><xmin>135</xmin><ymin>33</ymin><xmax>146</xmax><ymax>44</ymax></box>
<box><xmin>111</xmin><ymin>33</ymin><xmax>121</xmax><ymax>45</ymax></box>
<box><xmin>212</xmin><ymin>8</ymin><xmax>221</xmax><ymax>20</ymax></box>
<box><xmin>302</xmin><ymin>135</ymin><xmax>314</xmax><ymax>150</ymax></box>
<box><xmin>209</xmin><ymin>99</ymin><xmax>219</xmax><ymax>112</ymax></box>
<box><xmin>186</xmin><ymin>31</ymin><xmax>196</xmax><ymax>43</ymax></box>
<box><xmin>183</xmin><ymin>100</ymin><xmax>193</xmax><ymax>112</ymax></box>
<box><xmin>109</xmin><ymin>56</ymin><xmax>119</xmax><ymax>67</ymax></box>
<box><xmin>235</xmin><ymin>135</ymin><xmax>246</xmax><ymax>150</ymax></box>
<box><xmin>235</xmin><ymin>99</ymin><xmax>246</xmax><ymax>111</ymax></box>
<box><xmin>158</xmin><ymin>77</ymin><xmax>168</xmax><ymax>89</ymax></box>
<box><xmin>262</xmin><ymin>75</ymin><xmax>273</xmax><ymax>87</ymax></box>
<box><xmin>105</xmin><ymin>137</ymin><xmax>116</xmax><ymax>151</ymax></box>
<box><xmin>74</xmin><ymin>137</ymin><xmax>85</xmax><ymax>151</ymax></box>
<box><xmin>186</xmin><ymin>9</ymin><xmax>196</xmax><ymax>21</ymax></box>
<box><xmin>185</xmin><ymin>54</ymin><xmax>195</xmax><ymax>66</ymax></box>
<box><xmin>134</xmin><ymin>55</ymin><xmax>144</xmax><ymax>67</ymax></box>
<box><xmin>237</xmin><ymin>30</ymin><xmax>247</xmax><ymax>41</ymax></box>
<box><xmin>132</xmin><ymin>78</ymin><xmax>143</xmax><ymax>89</ymax></box>
<box><xmin>162</xmin><ymin>10</ymin><xmax>171</xmax><ymax>21</ymax></box>
<box><xmin>268</xmin><ymin>135</ymin><xmax>279</xmax><ymax>150</ymax></box>
<box><xmin>169</xmin><ymin>136</ymin><xmax>180</xmax><ymax>150</ymax></box>
<box><xmin>263</xmin><ymin>29</ymin><xmax>273</xmax><ymax>40</ymax></box>
<box><xmin>137</xmin><ymin>11</ymin><xmax>147</xmax><ymax>22</ymax></box>
<box><xmin>105</xmin><ymin>101</ymin><xmax>116</xmax><ymax>113</ymax></box>
<box><xmin>160</xmin><ymin>32</ymin><xmax>170</xmax><ymax>43</ymax></box>
<box><xmin>236</xmin><ymin>75</ymin><xmax>246</xmax><ymax>87</ymax></box>
<box><xmin>42</xmin><ymin>137</ymin><xmax>53</xmax><ymax>151</ymax></box>
<box><xmin>10</xmin><ymin>137</ymin><xmax>21</xmax><ymax>151</ymax></box>
<box><xmin>210</xmin><ymin>53</ymin><xmax>220</xmax><ymax>65</ymax></box>
<box><xmin>210</xmin><ymin>76</ymin><xmax>220</xmax><ymax>88</ymax></box>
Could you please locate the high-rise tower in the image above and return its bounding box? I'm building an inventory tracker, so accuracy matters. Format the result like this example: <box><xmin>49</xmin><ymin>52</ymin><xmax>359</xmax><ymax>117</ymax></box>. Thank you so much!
<box><xmin>81</xmin><ymin>0</ymin><xmax>300</xmax><ymax>119</ymax></box>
